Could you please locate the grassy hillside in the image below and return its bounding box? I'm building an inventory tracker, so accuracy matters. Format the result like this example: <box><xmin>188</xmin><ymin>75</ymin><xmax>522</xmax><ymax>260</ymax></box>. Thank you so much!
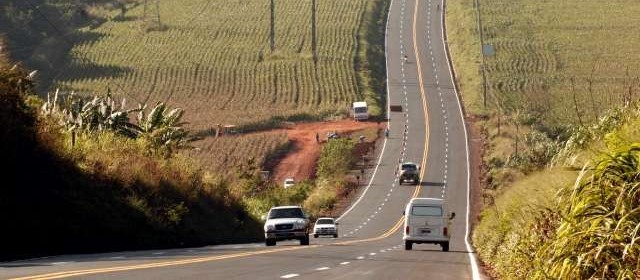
<box><xmin>0</xmin><ymin>57</ymin><xmax>263</xmax><ymax>261</ymax></box>
<box><xmin>0</xmin><ymin>0</ymin><xmax>389</xmax><ymax>177</ymax></box>
<box><xmin>445</xmin><ymin>0</ymin><xmax>640</xmax><ymax>277</ymax></box>
<box><xmin>448</xmin><ymin>0</ymin><xmax>640</xmax><ymax>125</ymax></box>
<box><xmin>446</xmin><ymin>0</ymin><xmax>640</xmax><ymax>195</ymax></box>
<box><xmin>2</xmin><ymin>0</ymin><xmax>386</xmax><ymax>128</ymax></box>
<box><xmin>473</xmin><ymin>106</ymin><xmax>640</xmax><ymax>278</ymax></box>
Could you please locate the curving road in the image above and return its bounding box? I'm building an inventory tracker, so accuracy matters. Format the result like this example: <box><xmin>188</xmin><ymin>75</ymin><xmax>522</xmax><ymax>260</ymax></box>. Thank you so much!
<box><xmin>0</xmin><ymin>0</ymin><xmax>483</xmax><ymax>279</ymax></box>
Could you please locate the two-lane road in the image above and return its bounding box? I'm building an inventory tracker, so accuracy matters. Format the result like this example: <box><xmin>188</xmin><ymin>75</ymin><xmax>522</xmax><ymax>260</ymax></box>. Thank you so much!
<box><xmin>1</xmin><ymin>0</ymin><xmax>482</xmax><ymax>279</ymax></box>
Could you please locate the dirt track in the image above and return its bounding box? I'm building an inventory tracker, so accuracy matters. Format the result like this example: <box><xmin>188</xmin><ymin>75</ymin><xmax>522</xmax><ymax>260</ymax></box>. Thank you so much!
<box><xmin>269</xmin><ymin>120</ymin><xmax>383</xmax><ymax>185</ymax></box>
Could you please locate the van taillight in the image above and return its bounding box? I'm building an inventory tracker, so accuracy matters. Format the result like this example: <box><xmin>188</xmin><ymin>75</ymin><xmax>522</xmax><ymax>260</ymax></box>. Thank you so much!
<box><xmin>405</xmin><ymin>226</ymin><xmax>410</xmax><ymax>234</ymax></box>
<box><xmin>443</xmin><ymin>227</ymin><xmax>448</xmax><ymax>236</ymax></box>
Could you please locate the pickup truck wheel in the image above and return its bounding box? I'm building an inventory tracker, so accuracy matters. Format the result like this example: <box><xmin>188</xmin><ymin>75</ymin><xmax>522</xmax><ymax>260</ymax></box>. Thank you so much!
<box><xmin>300</xmin><ymin>235</ymin><xmax>310</xmax><ymax>246</ymax></box>
<box><xmin>441</xmin><ymin>242</ymin><xmax>449</xmax><ymax>252</ymax></box>
<box><xmin>404</xmin><ymin>241</ymin><xmax>412</xmax><ymax>250</ymax></box>
<box><xmin>265</xmin><ymin>239</ymin><xmax>276</xmax><ymax>246</ymax></box>
<box><xmin>333</xmin><ymin>234</ymin><xmax>338</xmax><ymax>238</ymax></box>
<box><xmin>314</xmin><ymin>234</ymin><xmax>319</xmax><ymax>238</ymax></box>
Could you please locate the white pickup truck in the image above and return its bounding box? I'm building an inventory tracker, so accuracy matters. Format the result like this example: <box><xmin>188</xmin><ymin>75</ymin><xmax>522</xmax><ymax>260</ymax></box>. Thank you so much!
<box><xmin>263</xmin><ymin>206</ymin><xmax>310</xmax><ymax>246</ymax></box>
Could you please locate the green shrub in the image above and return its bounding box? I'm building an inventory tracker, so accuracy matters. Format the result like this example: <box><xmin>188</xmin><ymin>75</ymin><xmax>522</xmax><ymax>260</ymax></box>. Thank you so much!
<box><xmin>316</xmin><ymin>138</ymin><xmax>356</xmax><ymax>178</ymax></box>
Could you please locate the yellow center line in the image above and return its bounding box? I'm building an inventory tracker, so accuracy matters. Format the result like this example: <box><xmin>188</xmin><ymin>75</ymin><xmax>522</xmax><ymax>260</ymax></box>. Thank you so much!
<box><xmin>11</xmin><ymin>246</ymin><xmax>320</xmax><ymax>280</ymax></box>
<box><xmin>413</xmin><ymin>0</ymin><xmax>430</xmax><ymax>197</ymax></box>
<box><xmin>12</xmin><ymin>1</ymin><xmax>433</xmax><ymax>279</ymax></box>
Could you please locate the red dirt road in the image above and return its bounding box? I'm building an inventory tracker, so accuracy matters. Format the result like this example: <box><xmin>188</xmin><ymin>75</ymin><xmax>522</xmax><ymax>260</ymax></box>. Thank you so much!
<box><xmin>271</xmin><ymin>120</ymin><xmax>383</xmax><ymax>185</ymax></box>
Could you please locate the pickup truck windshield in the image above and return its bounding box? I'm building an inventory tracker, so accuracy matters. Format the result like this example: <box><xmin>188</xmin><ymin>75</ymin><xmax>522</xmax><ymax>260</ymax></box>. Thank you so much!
<box><xmin>402</xmin><ymin>164</ymin><xmax>417</xmax><ymax>170</ymax></box>
<box><xmin>269</xmin><ymin>208</ymin><xmax>305</xmax><ymax>219</ymax></box>
<box><xmin>316</xmin><ymin>219</ymin><xmax>334</xmax><ymax>224</ymax></box>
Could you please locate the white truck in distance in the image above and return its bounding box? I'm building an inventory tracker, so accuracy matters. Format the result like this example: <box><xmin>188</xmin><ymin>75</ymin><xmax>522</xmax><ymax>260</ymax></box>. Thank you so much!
<box><xmin>352</xmin><ymin>101</ymin><xmax>369</xmax><ymax>120</ymax></box>
<box><xmin>403</xmin><ymin>197</ymin><xmax>455</xmax><ymax>251</ymax></box>
<box><xmin>313</xmin><ymin>217</ymin><xmax>338</xmax><ymax>238</ymax></box>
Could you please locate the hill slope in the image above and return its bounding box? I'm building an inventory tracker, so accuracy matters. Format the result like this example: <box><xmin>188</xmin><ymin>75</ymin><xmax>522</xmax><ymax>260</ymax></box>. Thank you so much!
<box><xmin>0</xmin><ymin>55</ymin><xmax>262</xmax><ymax>261</ymax></box>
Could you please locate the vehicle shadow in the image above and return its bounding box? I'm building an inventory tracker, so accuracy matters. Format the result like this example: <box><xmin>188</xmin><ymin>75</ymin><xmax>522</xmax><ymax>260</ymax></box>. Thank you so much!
<box><xmin>409</xmin><ymin>249</ymin><xmax>473</xmax><ymax>254</ymax></box>
<box><xmin>0</xmin><ymin>263</ymin><xmax>51</xmax><ymax>268</ymax></box>
<box><xmin>419</xmin><ymin>181</ymin><xmax>445</xmax><ymax>187</ymax></box>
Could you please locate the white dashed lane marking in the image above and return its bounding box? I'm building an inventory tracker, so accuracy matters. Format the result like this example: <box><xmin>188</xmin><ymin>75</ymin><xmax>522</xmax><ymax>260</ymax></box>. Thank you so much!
<box><xmin>315</xmin><ymin>267</ymin><xmax>330</xmax><ymax>271</ymax></box>
<box><xmin>281</xmin><ymin>274</ymin><xmax>299</xmax><ymax>279</ymax></box>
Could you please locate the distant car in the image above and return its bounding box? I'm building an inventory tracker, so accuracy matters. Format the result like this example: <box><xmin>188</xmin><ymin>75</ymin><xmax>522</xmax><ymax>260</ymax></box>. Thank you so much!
<box><xmin>313</xmin><ymin>217</ymin><xmax>338</xmax><ymax>238</ymax></box>
<box><xmin>283</xmin><ymin>178</ymin><xmax>295</xmax><ymax>188</ymax></box>
<box><xmin>399</xmin><ymin>162</ymin><xmax>420</xmax><ymax>184</ymax></box>
<box><xmin>403</xmin><ymin>197</ymin><xmax>455</xmax><ymax>251</ymax></box>
<box><xmin>263</xmin><ymin>206</ymin><xmax>310</xmax><ymax>246</ymax></box>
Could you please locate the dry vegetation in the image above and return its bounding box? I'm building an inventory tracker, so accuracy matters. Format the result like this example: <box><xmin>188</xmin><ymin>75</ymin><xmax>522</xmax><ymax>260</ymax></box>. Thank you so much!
<box><xmin>446</xmin><ymin>0</ymin><xmax>640</xmax><ymax>277</ymax></box>
<box><xmin>56</xmin><ymin>0</ymin><xmax>377</xmax><ymax>129</ymax></box>
<box><xmin>25</xmin><ymin>0</ymin><xmax>388</xmax><ymax>177</ymax></box>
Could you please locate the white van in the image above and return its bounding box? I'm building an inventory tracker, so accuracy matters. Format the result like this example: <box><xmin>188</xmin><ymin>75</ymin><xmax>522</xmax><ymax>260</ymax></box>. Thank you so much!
<box><xmin>403</xmin><ymin>197</ymin><xmax>455</xmax><ymax>251</ymax></box>
<box><xmin>352</xmin><ymin>101</ymin><xmax>369</xmax><ymax>121</ymax></box>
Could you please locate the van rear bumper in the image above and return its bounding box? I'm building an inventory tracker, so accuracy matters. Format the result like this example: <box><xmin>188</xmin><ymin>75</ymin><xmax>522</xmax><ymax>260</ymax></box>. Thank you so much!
<box><xmin>403</xmin><ymin>235</ymin><xmax>449</xmax><ymax>243</ymax></box>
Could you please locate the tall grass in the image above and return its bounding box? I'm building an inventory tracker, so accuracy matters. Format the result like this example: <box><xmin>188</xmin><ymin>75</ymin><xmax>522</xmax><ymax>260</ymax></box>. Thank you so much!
<box><xmin>473</xmin><ymin>106</ymin><xmax>640</xmax><ymax>278</ymax></box>
<box><xmin>535</xmin><ymin>146</ymin><xmax>640</xmax><ymax>279</ymax></box>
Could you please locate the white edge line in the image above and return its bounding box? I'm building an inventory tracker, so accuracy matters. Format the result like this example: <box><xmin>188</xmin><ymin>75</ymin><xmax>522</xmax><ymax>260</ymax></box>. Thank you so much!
<box><xmin>338</xmin><ymin>0</ymin><xmax>394</xmax><ymax>222</ymax></box>
<box><xmin>440</xmin><ymin>0</ymin><xmax>481</xmax><ymax>279</ymax></box>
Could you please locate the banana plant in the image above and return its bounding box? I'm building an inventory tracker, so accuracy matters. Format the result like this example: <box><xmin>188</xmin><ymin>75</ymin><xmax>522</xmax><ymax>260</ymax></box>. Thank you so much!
<box><xmin>42</xmin><ymin>90</ymin><xmax>141</xmax><ymax>138</ymax></box>
<box><xmin>135</xmin><ymin>102</ymin><xmax>192</xmax><ymax>151</ymax></box>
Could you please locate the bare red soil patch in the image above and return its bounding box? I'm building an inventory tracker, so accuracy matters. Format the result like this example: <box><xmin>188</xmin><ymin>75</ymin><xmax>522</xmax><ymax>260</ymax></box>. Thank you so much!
<box><xmin>266</xmin><ymin>120</ymin><xmax>383</xmax><ymax>185</ymax></box>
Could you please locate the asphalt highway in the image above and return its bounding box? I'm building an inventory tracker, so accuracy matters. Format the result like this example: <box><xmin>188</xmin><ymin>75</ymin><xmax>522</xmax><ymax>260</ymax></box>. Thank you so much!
<box><xmin>0</xmin><ymin>0</ymin><xmax>483</xmax><ymax>279</ymax></box>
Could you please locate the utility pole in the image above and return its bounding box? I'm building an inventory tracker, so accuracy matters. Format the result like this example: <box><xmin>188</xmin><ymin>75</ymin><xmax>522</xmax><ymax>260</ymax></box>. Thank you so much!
<box><xmin>270</xmin><ymin>0</ymin><xmax>276</xmax><ymax>52</ymax></box>
<box><xmin>155</xmin><ymin>0</ymin><xmax>161</xmax><ymax>30</ymax></box>
<box><xmin>311</xmin><ymin>0</ymin><xmax>318</xmax><ymax>64</ymax></box>
<box><xmin>143</xmin><ymin>0</ymin><xmax>147</xmax><ymax>24</ymax></box>
<box><xmin>142</xmin><ymin>0</ymin><xmax>161</xmax><ymax>31</ymax></box>
<box><xmin>474</xmin><ymin>0</ymin><xmax>488</xmax><ymax>108</ymax></box>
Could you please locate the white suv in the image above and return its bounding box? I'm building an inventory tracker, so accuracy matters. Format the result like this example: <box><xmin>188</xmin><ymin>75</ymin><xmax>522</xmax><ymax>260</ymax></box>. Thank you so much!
<box><xmin>313</xmin><ymin>217</ymin><xmax>338</xmax><ymax>238</ymax></box>
<box><xmin>403</xmin><ymin>197</ymin><xmax>455</xmax><ymax>251</ymax></box>
<box><xmin>263</xmin><ymin>206</ymin><xmax>310</xmax><ymax>246</ymax></box>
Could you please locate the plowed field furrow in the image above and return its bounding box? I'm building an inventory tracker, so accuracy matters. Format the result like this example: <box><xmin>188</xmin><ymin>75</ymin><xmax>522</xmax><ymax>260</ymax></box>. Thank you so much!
<box><xmin>49</xmin><ymin>0</ymin><xmax>380</xmax><ymax>174</ymax></box>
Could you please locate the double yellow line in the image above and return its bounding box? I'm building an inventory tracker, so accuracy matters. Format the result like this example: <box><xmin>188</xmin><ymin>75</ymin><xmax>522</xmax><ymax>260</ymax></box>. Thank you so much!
<box><xmin>11</xmin><ymin>246</ymin><xmax>321</xmax><ymax>280</ymax></box>
<box><xmin>12</xmin><ymin>0</ymin><xmax>432</xmax><ymax>279</ymax></box>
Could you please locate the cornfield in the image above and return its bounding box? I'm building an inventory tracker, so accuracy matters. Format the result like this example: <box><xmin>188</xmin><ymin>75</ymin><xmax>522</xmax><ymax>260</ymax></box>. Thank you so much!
<box><xmin>190</xmin><ymin>132</ymin><xmax>289</xmax><ymax>178</ymax></box>
<box><xmin>55</xmin><ymin>0</ymin><xmax>374</xmax><ymax>130</ymax></box>
<box><xmin>478</xmin><ymin>0</ymin><xmax>640</xmax><ymax>129</ymax></box>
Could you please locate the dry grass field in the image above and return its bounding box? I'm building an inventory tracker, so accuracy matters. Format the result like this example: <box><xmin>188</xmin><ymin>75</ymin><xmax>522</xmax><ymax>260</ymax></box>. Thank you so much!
<box><xmin>448</xmin><ymin>0</ymin><xmax>640</xmax><ymax>130</ymax></box>
<box><xmin>57</xmin><ymin>0</ymin><xmax>379</xmax><ymax>130</ymax></box>
<box><xmin>39</xmin><ymin>0</ymin><xmax>387</xmax><ymax>176</ymax></box>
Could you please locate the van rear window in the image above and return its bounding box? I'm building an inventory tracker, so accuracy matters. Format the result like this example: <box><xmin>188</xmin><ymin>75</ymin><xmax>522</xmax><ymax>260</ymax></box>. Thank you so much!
<box><xmin>411</xmin><ymin>206</ymin><xmax>442</xmax><ymax>216</ymax></box>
